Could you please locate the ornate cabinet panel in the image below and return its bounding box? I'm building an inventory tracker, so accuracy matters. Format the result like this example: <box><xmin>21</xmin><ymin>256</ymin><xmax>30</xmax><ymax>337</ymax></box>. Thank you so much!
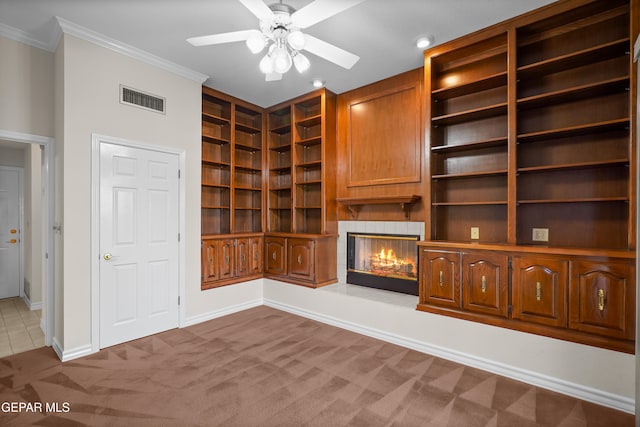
<box><xmin>420</xmin><ymin>250</ymin><xmax>460</xmax><ymax>309</ymax></box>
<box><xmin>265</xmin><ymin>236</ymin><xmax>286</xmax><ymax>275</ymax></box>
<box><xmin>235</xmin><ymin>238</ymin><xmax>250</xmax><ymax>277</ymax></box>
<box><xmin>288</xmin><ymin>238</ymin><xmax>315</xmax><ymax>281</ymax></box>
<box><xmin>218</xmin><ymin>239</ymin><xmax>235</xmax><ymax>281</ymax></box>
<box><xmin>248</xmin><ymin>237</ymin><xmax>263</xmax><ymax>276</ymax></box>
<box><xmin>511</xmin><ymin>256</ymin><xmax>568</xmax><ymax>328</ymax></box>
<box><xmin>570</xmin><ymin>260</ymin><xmax>635</xmax><ymax>340</ymax></box>
<box><xmin>462</xmin><ymin>252</ymin><xmax>509</xmax><ymax>318</ymax></box>
<box><xmin>202</xmin><ymin>239</ymin><xmax>219</xmax><ymax>283</ymax></box>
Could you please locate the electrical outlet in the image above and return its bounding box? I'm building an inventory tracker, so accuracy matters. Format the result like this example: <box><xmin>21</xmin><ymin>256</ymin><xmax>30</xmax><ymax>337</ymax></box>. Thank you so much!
<box><xmin>470</xmin><ymin>227</ymin><xmax>480</xmax><ymax>240</ymax></box>
<box><xmin>532</xmin><ymin>228</ymin><xmax>549</xmax><ymax>242</ymax></box>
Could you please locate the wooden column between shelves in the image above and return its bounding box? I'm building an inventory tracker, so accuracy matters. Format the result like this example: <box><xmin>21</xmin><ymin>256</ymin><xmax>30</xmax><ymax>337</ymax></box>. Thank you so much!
<box><xmin>337</xmin><ymin>195</ymin><xmax>421</xmax><ymax>219</ymax></box>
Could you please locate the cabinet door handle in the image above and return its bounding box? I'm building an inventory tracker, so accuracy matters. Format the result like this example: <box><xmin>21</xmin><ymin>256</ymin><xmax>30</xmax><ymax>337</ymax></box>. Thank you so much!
<box><xmin>597</xmin><ymin>289</ymin><xmax>605</xmax><ymax>311</ymax></box>
<box><xmin>241</xmin><ymin>253</ymin><xmax>246</xmax><ymax>265</ymax></box>
<box><xmin>536</xmin><ymin>282</ymin><xmax>542</xmax><ymax>301</ymax></box>
<box><xmin>272</xmin><ymin>251</ymin><xmax>276</xmax><ymax>261</ymax></box>
<box><xmin>297</xmin><ymin>254</ymin><xmax>302</xmax><ymax>264</ymax></box>
<box><xmin>481</xmin><ymin>275</ymin><xmax>487</xmax><ymax>293</ymax></box>
<box><xmin>207</xmin><ymin>247</ymin><xmax>213</xmax><ymax>265</ymax></box>
<box><xmin>439</xmin><ymin>270</ymin><xmax>444</xmax><ymax>287</ymax></box>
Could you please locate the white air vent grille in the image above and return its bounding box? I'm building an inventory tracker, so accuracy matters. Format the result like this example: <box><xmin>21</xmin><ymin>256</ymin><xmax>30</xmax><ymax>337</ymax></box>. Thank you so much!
<box><xmin>120</xmin><ymin>85</ymin><xmax>165</xmax><ymax>114</ymax></box>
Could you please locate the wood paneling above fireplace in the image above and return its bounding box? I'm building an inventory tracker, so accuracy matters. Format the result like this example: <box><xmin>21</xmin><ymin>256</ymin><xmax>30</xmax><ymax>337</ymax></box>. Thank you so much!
<box><xmin>346</xmin><ymin>84</ymin><xmax>421</xmax><ymax>186</ymax></box>
<box><xmin>337</xmin><ymin>68</ymin><xmax>426</xmax><ymax>221</ymax></box>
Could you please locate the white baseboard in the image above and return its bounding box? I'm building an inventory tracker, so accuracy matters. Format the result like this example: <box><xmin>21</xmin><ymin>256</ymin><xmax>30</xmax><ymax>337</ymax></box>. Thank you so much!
<box><xmin>21</xmin><ymin>294</ymin><xmax>43</xmax><ymax>311</ymax></box>
<box><xmin>52</xmin><ymin>337</ymin><xmax>94</xmax><ymax>362</ymax></box>
<box><xmin>51</xmin><ymin>337</ymin><xmax>63</xmax><ymax>361</ymax></box>
<box><xmin>263</xmin><ymin>297</ymin><xmax>634</xmax><ymax>414</ymax></box>
<box><xmin>181</xmin><ymin>298</ymin><xmax>263</xmax><ymax>328</ymax></box>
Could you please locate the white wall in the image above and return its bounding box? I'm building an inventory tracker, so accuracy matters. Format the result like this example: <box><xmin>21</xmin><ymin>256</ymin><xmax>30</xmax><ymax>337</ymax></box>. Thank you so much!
<box><xmin>57</xmin><ymin>33</ymin><xmax>200</xmax><ymax>350</ymax></box>
<box><xmin>56</xmin><ymin>33</ymin><xmax>264</xmax><ymax>353</ymax></box>
<box><xmin>0</xmin><ymin>35</ymin><xmax>52</xmax><ymax>314</ymax></box>
<box><xmin>23</xmin><ymin>144</ymin><xmax>43</xmax><ymax>305</ymax></box>
<box><xmin>0</xmin><ymin>145</ymin><xmax>25</xmax><ymax>167</ymax></box>
<box><xmin>0</xmin><ymin>36</ymin><xmax>54</xmax><ymax>137</ymax></box>
<box><xmin>53</xmin><ymin>36</ymin><xmax>65</xmax><ymax>345</ymax></box>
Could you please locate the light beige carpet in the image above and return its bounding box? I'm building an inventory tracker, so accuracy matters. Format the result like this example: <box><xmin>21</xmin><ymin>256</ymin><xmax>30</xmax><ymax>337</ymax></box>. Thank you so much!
<box><xmin>0</xmin><ymin>306</ymin><xmax>634</xmax><ymax>426</ymax></box>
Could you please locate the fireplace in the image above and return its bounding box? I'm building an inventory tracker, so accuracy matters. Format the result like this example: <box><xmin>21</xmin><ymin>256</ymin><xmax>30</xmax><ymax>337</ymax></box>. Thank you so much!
<box><xmin>346</xmin><ymin>232</ymin><xmax>419</xmax><ymax>295</ymax></box>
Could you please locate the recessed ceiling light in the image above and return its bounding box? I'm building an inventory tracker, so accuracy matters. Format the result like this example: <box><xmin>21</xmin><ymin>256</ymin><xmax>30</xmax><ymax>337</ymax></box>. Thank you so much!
<box><xmin>312</xmin><ymin>79</ymin><xmax>325</xmax><ymax>88</ymax></box>
<box><xmin>416</xmin><ymin>36</ymin><xmax>434</xmax><ymax>49</ymax></box>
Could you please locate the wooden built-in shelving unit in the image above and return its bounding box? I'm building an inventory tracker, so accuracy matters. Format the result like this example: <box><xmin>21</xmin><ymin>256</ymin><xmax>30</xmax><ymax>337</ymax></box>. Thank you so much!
<box><xmin>201</xmin><ymin>87</ymin><xmax>337</xmax><ymax>290</ymax></box>
<box><xmin>421</xmin><ymin>0</ymin><xmax>637</xmax><ymax>352</ymax></box>
<box><xmin>265</xmin><ymin>89</ymin><xmax>338</xmax><ymax>287</ymax></box>
<box><xmin>201</xmin><ymin>88</ymin><xmax>265</xmax><ymax>289</ymax></box>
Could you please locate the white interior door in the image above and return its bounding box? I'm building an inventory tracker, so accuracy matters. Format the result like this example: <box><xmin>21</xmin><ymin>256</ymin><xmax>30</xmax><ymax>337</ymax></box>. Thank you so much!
<box><xmin>99</xmin><ymin>141</ymin><xmax>179</xmax><ymax>348</ymax></box>
<box><xmin>0</xmin><ymin>168</ymin><xmax>21</xmax><ymax>300</ymax></box>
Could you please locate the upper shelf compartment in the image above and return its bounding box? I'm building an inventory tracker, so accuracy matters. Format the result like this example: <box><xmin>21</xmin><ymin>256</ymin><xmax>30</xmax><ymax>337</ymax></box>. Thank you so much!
<box><xmin>430</xmin><ymin>34</ymin><xmax>507</xmax><ymax>96</ymax></box>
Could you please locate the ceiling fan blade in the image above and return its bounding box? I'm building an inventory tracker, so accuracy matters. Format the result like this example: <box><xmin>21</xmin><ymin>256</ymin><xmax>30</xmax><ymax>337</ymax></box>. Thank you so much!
<box><xmin>187</xmin><ymin>29</ymin><xmax>261</xmax><ymax>47</ymax></box>
<box><xmin>238</xmin><ymin>0</ymin><xmax>274</xmax><ymax>21</ymax></box>
<box><xmin>265</xmin><ymin>72</ymin><xmax>283</xmax><ymax>81</ymax></box>
<box><xmin>303</xmin><ymin>34</ymin><xmax>359</xmax><ymax>69</ymax></box>
<box><xmin>292</xmin><ymin>0</ymin><xmax>366</xmax><ymax>29</ymax></box>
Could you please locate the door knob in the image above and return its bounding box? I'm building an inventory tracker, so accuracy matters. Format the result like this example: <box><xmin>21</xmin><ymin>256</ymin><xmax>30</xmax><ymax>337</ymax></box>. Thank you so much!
<box><xmin>103</xmin><ymin>253</ymin><xmax>113</xmax><ymax>261</ymax></box>
<box><xmin>6</xmin><ymin>239</ymin><xmax>17</xmax><ymax>244</ymax></box>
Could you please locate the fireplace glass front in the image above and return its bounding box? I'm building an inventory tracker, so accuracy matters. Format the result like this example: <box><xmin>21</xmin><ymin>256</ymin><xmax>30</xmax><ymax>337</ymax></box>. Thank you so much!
<box><xmin>346</xmin><ymin>233</ymin><xmax>419</xmax><ymax>295</ymax></box>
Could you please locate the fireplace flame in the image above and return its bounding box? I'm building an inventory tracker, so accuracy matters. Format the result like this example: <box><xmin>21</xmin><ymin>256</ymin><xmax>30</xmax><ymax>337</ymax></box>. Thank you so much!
<box><xmin>379</xmin><ymin>248</ymin><xmax>396</xmax><ymax>263</ymax></box>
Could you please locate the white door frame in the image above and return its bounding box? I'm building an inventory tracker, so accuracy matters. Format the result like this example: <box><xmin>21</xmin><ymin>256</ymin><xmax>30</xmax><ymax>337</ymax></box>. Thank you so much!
<box><xmin>0</xmin><ymin>165</ymin><xmax>24</xmax><ymax>301</ymax></box>
<box><xmin>0</xmin><ymin>129</ymin><xmax>55</xmax><ymax>348</ymax></box>
<box><xmin>91</xmin><ymin>134</ymin><xmax>186</xmax><ymax>354</ymax></box>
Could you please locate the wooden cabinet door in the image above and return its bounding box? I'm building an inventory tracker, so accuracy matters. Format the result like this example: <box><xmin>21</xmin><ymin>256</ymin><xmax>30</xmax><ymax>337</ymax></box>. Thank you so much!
<box><xmin>235</xmin><ymin>238</ymin><xmax>250</xmax><ymax>277</ymax></box>
<box><xmin>218</xmin><ymin>239</ymin><xmax>235</xmax><ymax>280</ymax></box>
<box><xmin>512</xmin><ymin>256</ymin><xmax>568</xmax><ymax>328</ymax></box>
<box><xmin>249</xmin><ymin>237</ymin><xmax>263</xmax><ymax>275</ymax></box>
<box><xmin>288</xmin><ymin>238</ymin><xmax>315</xmax><ymax>280</ymax></box>
<box><xmin>202</xmin><ymin>239</ymin><xmax>219</xmax><ymax>283</ymax></box>
<box><xmin>462</xmin><ymin>252</ymin><xmax>509</xmax><ymax>318</ymax></box>
<box><xmin>421</xmin><ymin>250</ymin><xmax>460</xmax><ymax>308</ymax></box>
<box><xmin>570</xmin><ymin>260</ymin><xmax>635</xmax><ymax>340</ymax></box>
<box><xmin>265</xmin><ymin>237</ymin><xmax>286</xmax><ymax>275</ymax></box>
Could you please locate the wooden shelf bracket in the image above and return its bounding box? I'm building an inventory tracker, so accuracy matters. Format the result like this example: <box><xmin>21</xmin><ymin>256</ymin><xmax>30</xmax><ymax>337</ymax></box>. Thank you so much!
<box><xmin>337</xmin><ymin>195</ymin><xmax>421</xmax><ymax>219</ymax></box>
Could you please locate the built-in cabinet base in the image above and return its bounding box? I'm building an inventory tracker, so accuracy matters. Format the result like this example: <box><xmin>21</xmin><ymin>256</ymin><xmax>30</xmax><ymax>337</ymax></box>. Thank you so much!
<box><xmin>417</xmin><ymin>242</ymin><xmax>635</xmax><ymax>353</ymax></box>
<box><xmin>202</xmin><ymin>233</ymin><xmax>338</xmax><ymax>289</ymax></box>
<box><xmin>264</xmin><ymin>233</ymin><xmax>338</xmax><ymax>288</ymax></box>
<box><xmin>201</xmin><ymin>234</ymin><xmax>263</xmax><ymax>289</ymax></box>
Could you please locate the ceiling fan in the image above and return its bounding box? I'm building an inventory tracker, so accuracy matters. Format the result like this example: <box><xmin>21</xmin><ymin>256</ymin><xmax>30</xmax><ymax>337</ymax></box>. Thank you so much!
<box><xmin>187</xmin><ymin>0</ymin><xmax>365</xmax><ymax>81</ymax></box>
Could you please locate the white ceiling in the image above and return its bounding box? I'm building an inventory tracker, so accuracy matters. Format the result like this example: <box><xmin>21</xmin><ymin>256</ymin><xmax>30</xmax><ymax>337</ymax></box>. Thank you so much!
<box><xmin>0</xmin><ymin>0</ymin><xmax>556</xmax><ymax>107</ymax></box>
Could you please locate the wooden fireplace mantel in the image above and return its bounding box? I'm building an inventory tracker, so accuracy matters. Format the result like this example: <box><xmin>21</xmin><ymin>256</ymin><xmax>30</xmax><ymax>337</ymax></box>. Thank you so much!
<box><xmin>337</xmin><ymin>195</ymin><xmax>421</xmax><ymax>219</ymax></box>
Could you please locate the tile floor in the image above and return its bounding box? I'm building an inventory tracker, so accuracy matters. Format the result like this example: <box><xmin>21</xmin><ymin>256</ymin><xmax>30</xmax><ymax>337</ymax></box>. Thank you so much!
<box><xmin>0</xmin><ymin>297</ymin><xmax>44</xmax><ymax>357</ymax></box>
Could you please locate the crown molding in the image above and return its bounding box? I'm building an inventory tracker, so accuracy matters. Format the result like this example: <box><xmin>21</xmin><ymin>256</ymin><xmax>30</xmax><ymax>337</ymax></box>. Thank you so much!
<box><xmin>0</xmin><ymin>22</ymin><xmax>54</xmax><ymax>52</ymax></box>
<box><xmin>55</xmin><ymin>17</ymin><xmax>208</xmax><ymax>84</ymax></box>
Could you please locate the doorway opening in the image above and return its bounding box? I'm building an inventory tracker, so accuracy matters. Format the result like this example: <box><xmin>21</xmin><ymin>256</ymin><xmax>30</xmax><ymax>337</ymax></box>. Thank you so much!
<box><xmin>0</xmin><ymin>130</ymin><xmax>55</xmax><ymax>356</ymax></box>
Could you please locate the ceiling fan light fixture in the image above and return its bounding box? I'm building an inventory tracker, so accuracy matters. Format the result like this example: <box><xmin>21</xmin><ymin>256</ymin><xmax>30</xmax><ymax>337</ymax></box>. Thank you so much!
<box><xmin>287</xmin><ymin>30</ymin><xmax>306</xmax><ymax>50</ymax></box>
<box><xmin>293</xmin><ymin>52</ymin><xmax>310</xmax><ymax>73</ymax></box>
<box><xmin>273</xmin><ymin>46</ymin><xmax>293</xmax><ymax>73</ymax></box>
<box><xmin>259</xmin><ymin>53</ymin><xmax>275</xmax><ymax>74</ymax></box>
<box><xmin>246</xmin><ymin>33</ymin><xmax>266</xmax><ymax>53</ymax></box>
<box><xmin>188</xmin><ymin>0</ymin><xmax>364</xmax><ymax>81</ymax></box>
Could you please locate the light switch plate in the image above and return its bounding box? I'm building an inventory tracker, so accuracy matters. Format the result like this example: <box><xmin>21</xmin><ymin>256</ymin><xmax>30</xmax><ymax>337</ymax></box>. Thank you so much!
<box><xmin>532</xmin><ymin>228</ymin><xmax>549</xmax><ymax>242</ymax></box>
